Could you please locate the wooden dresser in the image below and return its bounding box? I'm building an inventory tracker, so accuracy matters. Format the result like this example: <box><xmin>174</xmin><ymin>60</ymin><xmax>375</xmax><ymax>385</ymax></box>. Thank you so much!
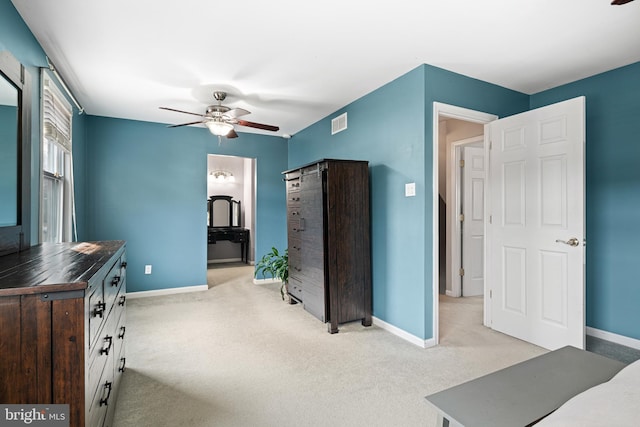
<box><xmin>283</xmin><ymin>159</ymin><xmax>372</xmax><ymax>333</ymax></box>
<box><xmin>0</xmin><ymin>241</ymin><xmax>127</xmax><ymax>427</ymax></box>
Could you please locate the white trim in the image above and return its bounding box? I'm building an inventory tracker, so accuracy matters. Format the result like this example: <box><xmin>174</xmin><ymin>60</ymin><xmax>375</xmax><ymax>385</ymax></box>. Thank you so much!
<box><xmin>126</xmin><ymin>284</ymin><xmax>208</xmax><ymax>299</ymax></box>
<box><xmin>253</xmin><ymin>278</ymin><xmax>282</xmax><ymax>285</ymax></box>
<box><xmin>207</xmin><ymin>258</ymin><xmax>244</xmax><ymax>264</ymax></box>
<box><xmin>372</xmin><ymin>316</ymin><xmax>436</xmax><ymax>349</ymax></box>
<box><xmin>432</xmin><ymin>102</ymin><xmax>498</xmax><ymax>347</ymax></box>
<box><xmin>586</xmin><ymin>327</ymin><xmax>640</xmax><ymax>351</ymax></box>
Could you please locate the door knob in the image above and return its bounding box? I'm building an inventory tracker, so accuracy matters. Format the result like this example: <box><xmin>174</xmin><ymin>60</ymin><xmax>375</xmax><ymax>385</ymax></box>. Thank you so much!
<box><xmin>555</xmin><ymin>237</ymin><xmax>580</xmax><ymax>247</ymax></box>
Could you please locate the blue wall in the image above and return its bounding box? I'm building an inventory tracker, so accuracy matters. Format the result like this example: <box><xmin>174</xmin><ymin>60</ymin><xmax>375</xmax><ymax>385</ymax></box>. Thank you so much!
<box><xmin>531</xmin><ymin>62</ymin><xmax>640</xmax><ymax>340</ymax></box>
<box><xmin>86</xmin><ymin>116</ymin><xmax>288</xmax><ymax>292</ymax></box>
<box><xmin>290</xmin><ymin>66</ymin><xmax>428</xmax><ymax>337</ymax></box>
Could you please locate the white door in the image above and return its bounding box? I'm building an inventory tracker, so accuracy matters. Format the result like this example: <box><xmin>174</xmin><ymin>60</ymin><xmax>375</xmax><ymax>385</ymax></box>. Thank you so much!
<box><xmin>462</xmin><ymin>146</ymin><xmax>485</xmax><ymax>297</ymax></box>
<box><xmin>487</xmin><ymin>96</ymin><xmax>585</xmax><ymax>351</ymax></box>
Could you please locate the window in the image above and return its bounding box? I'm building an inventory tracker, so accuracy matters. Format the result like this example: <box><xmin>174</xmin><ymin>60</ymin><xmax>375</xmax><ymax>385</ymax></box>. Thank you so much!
<box><xmin>41</xmin><ymin>72</ymin><xmax>75</xmax><ymax>243</ymax></box>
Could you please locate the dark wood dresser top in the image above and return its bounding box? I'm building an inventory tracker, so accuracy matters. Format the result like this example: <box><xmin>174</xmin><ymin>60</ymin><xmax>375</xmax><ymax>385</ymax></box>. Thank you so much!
<box><xmin>0</xmin><ymin>240</ymin><xmax>126</xmax><ymax>296</ymax></box>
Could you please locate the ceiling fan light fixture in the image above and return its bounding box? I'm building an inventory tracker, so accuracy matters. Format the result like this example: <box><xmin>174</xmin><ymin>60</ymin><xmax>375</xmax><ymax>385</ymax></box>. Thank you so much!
<box><xmin>205</xmin><ymin>120</ymin><xmax>234</xmax><ymax>136</ymax></box>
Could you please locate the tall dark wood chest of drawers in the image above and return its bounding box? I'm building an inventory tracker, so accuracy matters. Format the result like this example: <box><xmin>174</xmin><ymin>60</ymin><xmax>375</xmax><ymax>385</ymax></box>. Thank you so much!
<box><xmin>0</xmin><ymin>241</ymin><xmax>127</xmax><ymax>427</ymax></box>
<box><xmin>283</xmin><ymin>159</ymin><xmax>372</xmax><ymax>333</ymax></box>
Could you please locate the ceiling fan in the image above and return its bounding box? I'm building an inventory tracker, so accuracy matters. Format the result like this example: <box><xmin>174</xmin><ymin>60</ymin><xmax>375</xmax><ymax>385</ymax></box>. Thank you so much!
<box><xmin>160</xmin><ymin>91</ymin><xmax>279</xmax><ymax>139</ymax></box>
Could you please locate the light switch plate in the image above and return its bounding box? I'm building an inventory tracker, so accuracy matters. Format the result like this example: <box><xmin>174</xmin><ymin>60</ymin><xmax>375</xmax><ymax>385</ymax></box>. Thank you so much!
<box><xmin>405</xmin><ymin>182</ymin><xmax>416</xmax><ymax>197</ymax></box>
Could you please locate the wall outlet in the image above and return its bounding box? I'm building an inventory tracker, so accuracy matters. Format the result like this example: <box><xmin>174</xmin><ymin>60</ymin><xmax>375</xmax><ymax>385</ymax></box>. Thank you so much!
<box><xmin>144</xmin><ymin>265</ymin><xmax>152</xmax><ymax>275</ymax></box>
<box><xmin>405</xmin><ymin>182</ymin><xmax>416</xmax><ymax>197</ymax></box>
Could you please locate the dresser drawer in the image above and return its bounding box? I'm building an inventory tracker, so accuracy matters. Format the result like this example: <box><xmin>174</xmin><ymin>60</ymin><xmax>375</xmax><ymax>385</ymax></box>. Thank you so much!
<box><xmin>88</xmin><ymin>283</ymin><xmax>106</xmax><ymax>349</ymax></box>
<box><xmin>113</xmin><ymin>308</ymin><xmax>126</xmax><ymax>375</ymax></box>
<box><xmin>287</xmin><ymin>190</ymin><xmax>301</xmax><ymax>208</ymax></box>
<box><xmin>287</xmin><ymin>218</ymin><xmax>302</xmax><ymax>236</ymax></box>
<box><xmin>88</xmin><ymin>310</ymin><xmax>116</xmax><ymax>400</ymax></box>
<box><xmin>104</xmin><ymin>257</ymin><xmax>123</xmax><ymax>317</ymax></box>
<box><xmin>288</xmin><ymin>277</ymin><xmax>304</xmax><ymax>302</ymax></box>
<box><xmin>88</xmin><ymin>354</ymin><xmax>114</xmax><ymax>427</ymax></box>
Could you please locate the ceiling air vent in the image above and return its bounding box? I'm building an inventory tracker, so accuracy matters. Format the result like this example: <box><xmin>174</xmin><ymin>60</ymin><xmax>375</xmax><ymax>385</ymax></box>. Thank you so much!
<box><xmin>331</xmin><ymin>112</ymin><xmax>347</xmax><ymax>135</ymax></box>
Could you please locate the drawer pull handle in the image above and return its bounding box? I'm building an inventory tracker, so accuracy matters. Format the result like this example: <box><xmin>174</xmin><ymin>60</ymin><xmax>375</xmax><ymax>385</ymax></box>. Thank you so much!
<box><xmin>118</xmin><ymin>326</ymin><xmax>126</xmax><ymax>339</ymax></box>
<box><xmin>121</xmin><ymin>261</ymin><xmax>127</xmax><ymax>269</ymax></box>
<box><xmin>99</xmin><ymin>381</ymin><xmax>113</xmax><ymax>406</ymax></box>
<box><xmin>118</xmin><ymin>357</ymin><xmax>126</xmax><ymax>373</ymax></box>
<box><xmin>294</xmin><ymin>267</ymin><xmax>301</xmax><ymax>272</ymax></box>
<box><xmin>111</xmin><ymin>276</ymin><xmax>120</xmax><ymax>287</ymax></box>
<box><xmin>118</xmin><ymin>295</ymin><xmax>126</xmax><ymax>306</ymax></box>
<box><xmin>93</xmin><ymin>302</ymin><xmax>106</xmax><ymax>318</ymax></box>
<box><xmin>100</xmin><ymin>336</ymin><xmax>113</xmax><ymax>356</ymax></box>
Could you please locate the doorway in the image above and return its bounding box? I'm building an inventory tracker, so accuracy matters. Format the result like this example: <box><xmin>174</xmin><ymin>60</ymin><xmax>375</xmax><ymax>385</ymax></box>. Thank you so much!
<box><xmin>206</xmin><ymin>154</ymin><xmax>256</xmax><ymax>265</ymax></box>
<box><xmin>433</xmin><ymin>98</ymin><xmax>586</xmax><ymax>350</ymax></box>
<box><xmin>432</xmin><ymin>103</ymin><xmax>497</xmax><ymax>345</ymax></box>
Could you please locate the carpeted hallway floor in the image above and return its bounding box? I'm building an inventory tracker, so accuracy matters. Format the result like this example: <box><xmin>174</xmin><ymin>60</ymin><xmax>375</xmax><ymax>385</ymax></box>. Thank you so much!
<box><xmin>113</xmin><ymin>265</ymin><xmax>549</xmax><ymax>427</ymax></box>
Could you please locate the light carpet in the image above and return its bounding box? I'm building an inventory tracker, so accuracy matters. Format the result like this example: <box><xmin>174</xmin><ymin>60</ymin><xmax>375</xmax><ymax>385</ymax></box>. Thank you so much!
<box><xmin>113</xmin><ymin>265</ymin><xmax>546</xmax><ymax>427</ymax></box>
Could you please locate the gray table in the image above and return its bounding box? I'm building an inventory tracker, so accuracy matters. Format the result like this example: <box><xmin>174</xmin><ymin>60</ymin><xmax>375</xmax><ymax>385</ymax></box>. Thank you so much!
<box><xmin>425</xmin><ymin>346</ymin><xmax>626</xmax><ymax>427</ymax></box>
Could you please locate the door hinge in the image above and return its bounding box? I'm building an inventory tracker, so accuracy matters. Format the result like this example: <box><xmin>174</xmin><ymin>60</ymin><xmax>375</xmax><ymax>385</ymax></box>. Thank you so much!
<box><xmin>459</xmin><ymin>268</ymin><xmax>465</xmax><ymax>277</ymax></box>
<box><xmin>459</xmin><ymin>159</ymin><xmax>465</xmax><ymax>168</ymax></box>
<box><xmin>490</xmin><ymin>289</ymin><xmax>492</xmax><ymax>298</ymax></box>
<box><xmin>459</xmin><ymin>214</ymin><xmax>464</xmax><ymax>222</ymax></box>
<box><xmin>489</xmin><ymin>215</ymin><xmax>492</xmax><ymax>224</ymax></box>
<box><xmin>489</xmin><ymin>140</ymin><xmax>492</xmax><ymax>150</ymax></box>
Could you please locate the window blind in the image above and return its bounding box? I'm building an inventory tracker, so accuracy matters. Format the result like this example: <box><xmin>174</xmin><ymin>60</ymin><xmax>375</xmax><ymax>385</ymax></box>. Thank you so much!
<box><xmin>43</xmin><ymin>76</ymin><xmax>72</xmax><ymax>152</ymax></box>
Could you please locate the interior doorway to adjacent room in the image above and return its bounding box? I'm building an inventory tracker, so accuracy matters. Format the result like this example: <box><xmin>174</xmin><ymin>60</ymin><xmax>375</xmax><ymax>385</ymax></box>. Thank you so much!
<box><xmin>433</xmin><ymin>103</ymin><xmax>497</xmax><ymax>344</ymax></box>
<box><xmin>206</xmin><ymin>154</ymin><xmax>256</xmax><ymax>266</ymax></box>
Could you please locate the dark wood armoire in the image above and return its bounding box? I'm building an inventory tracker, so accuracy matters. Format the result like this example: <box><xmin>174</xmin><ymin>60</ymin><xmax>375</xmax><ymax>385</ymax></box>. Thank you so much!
<box><xmin>283</xmin><ymin>159</ymin><xmax>372</xmax><ymax>333</ymax></box>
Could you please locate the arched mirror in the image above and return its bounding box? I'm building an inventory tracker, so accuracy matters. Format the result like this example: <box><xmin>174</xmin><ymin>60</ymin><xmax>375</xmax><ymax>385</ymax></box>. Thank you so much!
<box><xmin>0</xmin><ymin>51</ymin><xmax>32</xmax><ymax>256</ymax></box>
<box><xmin>208</xmin><ymin>195</ymin><xmax>241</xmax><ymax>228</ymax></box>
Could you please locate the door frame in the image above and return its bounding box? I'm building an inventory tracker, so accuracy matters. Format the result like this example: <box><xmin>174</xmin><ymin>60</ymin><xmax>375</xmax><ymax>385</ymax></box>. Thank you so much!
<box><xmin>449</xmin><ymin>135</ymin><xmax>484</xmax><ymax>298</ymax></box>
<box><xmin>432</xmin><ymin>102</ymin><xmax>497</xmax><ymax>345</ymax></box>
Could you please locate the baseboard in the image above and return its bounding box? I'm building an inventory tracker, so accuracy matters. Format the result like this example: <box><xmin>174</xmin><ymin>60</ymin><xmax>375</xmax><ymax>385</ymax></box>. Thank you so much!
<box><xmin>372</xmin><ymin>316</ymin><xmax>436</xmax><ymax>348</ymax></box>
<box><xmin>253</xmin><ymin>278</ymin><xmax>281</xmax><ymax>285</ymax></box>
<box><xmin>126</xmin><ymin>284</ymin><xmax>208</xmax><ymax>299</ymax></box>
<box><xmin>445</xmin><ymin>290</ymin><xmax>456</xmax><ymax>297</ymax></box>
<box><xmin>586</xmin><ymin>327</ymin><xmax>640</xmax><ymax>351</ymax></box>
<box><xmin>207</xmin><ymin>258</ymin><xmax>243</xmax><ymax>264</ymax></box>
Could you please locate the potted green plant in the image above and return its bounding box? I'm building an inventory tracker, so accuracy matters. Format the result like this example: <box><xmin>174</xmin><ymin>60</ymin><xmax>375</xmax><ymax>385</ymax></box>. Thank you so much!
<box><xmin>254</xmin><ymin>247</ymin><xmax>292</xmax><ymax>302</ymax></box>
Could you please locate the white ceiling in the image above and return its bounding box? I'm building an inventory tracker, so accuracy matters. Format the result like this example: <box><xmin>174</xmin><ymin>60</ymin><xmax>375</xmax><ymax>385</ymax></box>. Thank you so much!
<box><xmin>10</xmin><ymin>0</ymin><xmax>640</xmax><ymax>138</ymax></box>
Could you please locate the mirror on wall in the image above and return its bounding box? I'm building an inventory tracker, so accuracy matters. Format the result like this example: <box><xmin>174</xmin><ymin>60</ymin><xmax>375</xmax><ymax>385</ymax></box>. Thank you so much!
<box><xmin>0</xmin><ymin>73</ymin><xmax>18</xmax><ymax>227</ymax></box>
<box><xmin>0</xmin><ymin>51</ymin><xmax>31</xmax><ymax>256</ymax></box>
<box><xmin>231</xmin><ymin>200</ymin><xmax>240</xmax><ymax>227</ymax></box>
<box><xmin>208</xmin><ymin>195</ymin><xmax>241</xmax><ymax>228</ymax></box>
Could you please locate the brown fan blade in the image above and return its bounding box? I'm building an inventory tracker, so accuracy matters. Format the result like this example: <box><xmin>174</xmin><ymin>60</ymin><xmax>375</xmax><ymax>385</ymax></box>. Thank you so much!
<box><xmin>227</xmin><ymin>129</ymin><xmax>239</xmax><ymax>139</ymax></box>
<box><xmin>611</xmin><ymin>0</ymin><xmax>634</xmax><ymax>4</ymax></box>
<box><xmin>236</xmin><ymin>120</ymin><xmax>279</xmax><ymax>132</ymax></box>
<box><xmin>224</xmin><ymin>108</ymin><xmax>251</xmax><ymax>119</ymax></box>
<box><xmin>159</xmin><ymin>107</ymin><xmax>203</xmax><ymax>117</ymax></box>
<box><xmin>167</xmin><ymin>120</ymin><xmax>204</xmax><ymax>128</ymax></box>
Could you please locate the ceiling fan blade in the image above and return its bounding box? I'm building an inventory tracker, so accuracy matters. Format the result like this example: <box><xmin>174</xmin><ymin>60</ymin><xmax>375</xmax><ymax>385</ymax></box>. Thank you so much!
<box><xmin>167</xmin><ymin>120</ymin><xmax>204</xmax><ymax>128</ymax></box>
<box><xmin>227</xmin><ymin>129</ymin><xmax>239</xmax><ymax>139</ymax></box>
<box><xmin>224</xmin><ymin>108</ymin><xmax>251</xmax><ymax>119</ymax></box>
<box><xmin>611</xmin><ymin>0</ymin><xmax>634</xmax><ymax>4</ymax></box>
<box><xmin>236</xmin><ymin>120</ymin><xmax>279</xmax><ymax>132</ymax></box>
<box><xmin>159</xmin><ymin>106</ymin><xmax>203</xmax><ymax>117</ymax></box>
